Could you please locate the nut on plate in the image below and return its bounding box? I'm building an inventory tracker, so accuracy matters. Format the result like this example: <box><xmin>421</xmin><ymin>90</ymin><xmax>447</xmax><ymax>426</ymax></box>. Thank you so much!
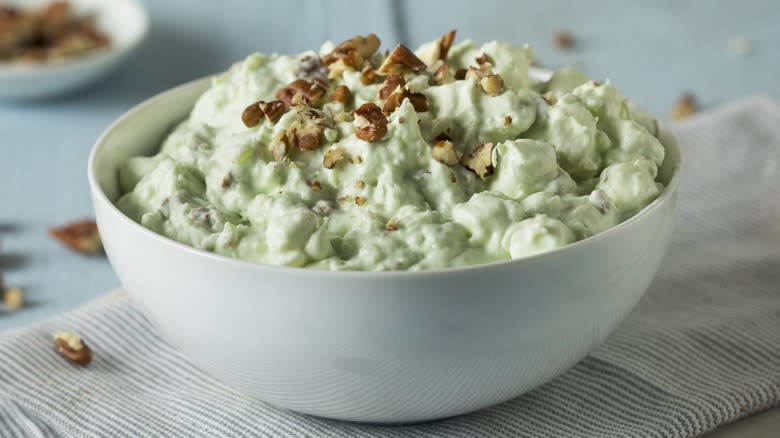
<box><xmin>461</xmin><ymin>142</ymin><xmax>495</xmax><ymax>179</ymax></box>
<box><xmin>54</xmin><ymin>331</ymin><xmax>93</xmax><ymax>365</ymax></box>
<box><xmin>49</xmin><ymin>219</ymin><xmax>102</xmax><ymax>255</ymax></box>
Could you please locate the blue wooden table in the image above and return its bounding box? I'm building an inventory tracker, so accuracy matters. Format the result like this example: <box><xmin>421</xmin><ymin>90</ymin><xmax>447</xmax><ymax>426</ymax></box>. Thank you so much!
<box><xmin>2</xmin><ymin>0</ymin><xmax>779</xmax><ymax>331</ymax></box>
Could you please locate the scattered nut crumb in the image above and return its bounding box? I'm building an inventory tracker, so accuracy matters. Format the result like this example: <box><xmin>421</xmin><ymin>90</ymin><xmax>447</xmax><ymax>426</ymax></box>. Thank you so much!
<box><xmin>454</xmin><ymin>67</ymin><xmax>467</xmax><ymax>80</ymax></box>
<box><xmin>352</xmin><ymin>155</ymin><xmax>363</xmax><ymax>164</ymax></box>
<box><xmin>354</xmin><ymin>180</ymin><xmax>365</xmax><ymax>189</ymax></box>
<box><xmin>385</xmin><ymin>220</ymin><xmax>399</xmax><ymax>231</ymax></box>
<box><xmin>261</xmin><ymin>100</ymin><xmax>287</xmax><ymax>124</ymax></box>
<box><xmin>269</xmin><ymin>129</ymin><xmax>291</xmax><ymax>161</ymax></box>
<box><xmin>49</xmin><ymin>219</ymin><xmax>102</xmax><ymax>255</ymax></box>
<box><xmin>541</xmin><ymin>92</ymin><xmax>557</xmax><ymax>106</ymax></box>
<box><xmin>323</xmin><ymin>147</ymin><xmax>347</xmax><ymax>169</ymax></box>
<box><xmin>354</xmin><ymin>196</ymin><xmax>366</xmax><ymax>206</ymax></box>
<box><xmin>337</xmin><ymin>195</ymin><xmax>353</xmax><ymax>205</ymax></box>
<box><xmin>309</xmin><ymin>180</ymin><xmax>322</xmax><ymax>191</ymax></box>
<box><xmin>461</xmin><ymin>142</ymin><xmax>495</xmax><ymax>179</ymax></box>
<box><xmin>54</xmin><ymin>331</ymin><xmax>92</xmax><ymax>365</ymax></box>
<box><xmin>504</xmin><ymin>115</ymin><xmax>512</xmax><ymax>127</ymax></box>
<box><xmin>475</xmin><ymin>53</ymin><xmax>491</xmax><ymax>65</ymax></box>
<box><xmin>360</xmin><ymin>66</ymin><xmax>377</xmax><ymax>85</ymax></box>
<box><xmin>450</xmin><ymin>172</ymin><xmax>457</xmax><ymax>183</ymax></box>
<box><xmin>438</xmin><ymin>30</ymin><xmax>456</xmax><ymax>61</ymax></box>
<box><xmin>353</xmin><ymin>102</ymin><xmax>388</xmax><ymax>142</ymax></box>
<box><xmin>670</xmin><ymin>93</ymin><xmax>697</xmax><ymax>121</ymax></box>
<box><xmin>553</xmin><ymin>30</ymin><xmax>575</xmax><ymax>49</ymax></box>
<box><xmin>221</xmin><ymin>174</ymin><xmax>233</xmax><ymax>188</ymax></box>
<box><xmin>4</xmin><ymin>287</ymin><xmax>23</xmax><ymax>311</ymax></box>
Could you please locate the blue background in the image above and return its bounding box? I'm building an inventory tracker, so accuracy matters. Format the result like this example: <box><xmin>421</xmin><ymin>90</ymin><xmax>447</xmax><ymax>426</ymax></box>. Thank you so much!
<box><xmin>1</xmin><ymin>0</ymin><xmax>778</xmax><ymax>330</ymax></box>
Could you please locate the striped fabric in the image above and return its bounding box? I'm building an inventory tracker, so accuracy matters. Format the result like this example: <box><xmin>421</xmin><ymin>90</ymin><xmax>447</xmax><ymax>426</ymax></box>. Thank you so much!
<box><xmin>1</xmin><ymin>96</ymin><xmax>779</xmax><ymax>437</ymax></box>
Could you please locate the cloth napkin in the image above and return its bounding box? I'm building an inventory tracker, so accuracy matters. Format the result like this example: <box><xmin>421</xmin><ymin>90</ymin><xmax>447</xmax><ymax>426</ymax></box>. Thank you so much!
<box><xmin>1</xmin><ymin>96</ymin><xmax>779</xmax><ymax>438</ymax></box>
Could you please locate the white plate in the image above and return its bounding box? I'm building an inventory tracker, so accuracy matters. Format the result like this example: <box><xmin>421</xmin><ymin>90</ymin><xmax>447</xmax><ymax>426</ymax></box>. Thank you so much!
<box><xmin>0</xmin><ymin>0</ymin><xmax>148</xmax><ymax>100</ymax></box>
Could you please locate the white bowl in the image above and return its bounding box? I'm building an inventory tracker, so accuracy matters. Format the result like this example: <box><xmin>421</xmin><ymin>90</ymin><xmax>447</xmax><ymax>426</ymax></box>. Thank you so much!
<box><xmin>0</xmin><ymin>0</ymin><xmax>148</xmax><ymax>100</ymax></box>
<box><xmin>88</xmin><ymin>77</ymin><xmax>682</xmax><ymax>423</ymax></box>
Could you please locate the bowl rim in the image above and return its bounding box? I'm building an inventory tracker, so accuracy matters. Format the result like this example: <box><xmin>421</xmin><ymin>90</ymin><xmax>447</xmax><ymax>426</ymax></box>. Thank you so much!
<box><xmin>88</xmin><ymin>75</ymin><xmax>683</xmax><ymax>279</ymax></box>
<box><xmin>0</xmin><ymin>0</ymin><xmax>149</xmax><ymax>77</ymax></box>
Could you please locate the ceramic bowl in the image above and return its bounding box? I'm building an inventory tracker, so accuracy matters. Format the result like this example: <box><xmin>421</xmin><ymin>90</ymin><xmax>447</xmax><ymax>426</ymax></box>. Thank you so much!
<box><xmin>88</xmin><ymin>76</ymin><xmax>682</xmax><ymax>423</ymax></box>
<box><xmin>0</xmin><ymin>0</ymin><xmax>148</xmax><ymax>100</ymax></box>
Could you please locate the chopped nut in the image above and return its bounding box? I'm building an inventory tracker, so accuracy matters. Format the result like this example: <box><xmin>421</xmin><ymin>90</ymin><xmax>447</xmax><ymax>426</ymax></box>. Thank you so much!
<box><xmin>480</xmin><ymin>74</ymin><xmax>504</xmax><ymax>96</ymax></box>
<box><xmin>431</xmin><ymin>139</ymin><xmax>460</xmax><ymax>166</ymax></box>
<box><xmin>323</xmin><ymin>147</ymin><xmax>347</xmax><ymax>169</ymax></box>
<box><xmin>360</xmin><ymin>66</ymin><xmax>378</xmax><ymax>85</ymax></box>
<box><xmin>4</xmin><ymin>287</ymin><xmax>23</xmax><ymax>311</ymax></box>
<box><xmin>261</xmin><ymin>100</ymin><xmax>287</xmax><ymax>124</ymax></box>
<box><xmin>241</xmin><ymin>101</ymin><xmax>264</xmax><ymax>127</ymax></box>
<box><xmin>377</xmin><ymin>44</ymin><xmax>427</xmax><ymax>75</ymax></box>
<box><xmin>352</xmin><ymin>155</ymin><xmax>363</xmax><ymax>164</ymax></box>
<box><xmin>450</xmin><ymin>172</ymin><xmax>457</xmax><ymax>183</ymax></box>
<box><xmin>309</xmin><ymin>180</ymin><xmax>322</xmax><ymax>191</ymax></box>
<box><xmin>333</xmin><ymin>33</ymin><xmax>381</xmax><ymax>57</ymax></box>
<box><xmin>431</xmin><ymin>61</ymin><xmax>455</xmax><ymax>85</ymax></box>
<box><xmin>49</xmin><ymin>219</ymin><xmax>102</xmax><ymax>255</ymax></box>
<box><xmin>296</xmin><ymin>55</ymin><xmax>329</xmax><ymax>80</ymax></box>
<box><xmin>337</xmin><ymin>195</ymin><xmax>353</xmax><ymax>205</ymax></box>
<box><xmin>554</xmin><ymin>30</ymin><xmax>575</xmax><ymax>49</ymax></box>
<box><xmin>541</xmin><ymin>93</ymin><xmax>557</xmax><ymax>106</ymax></box>
<box><xmin>353</xmin><ymin>103</ymin><xmax>388</xmax><ymax>142</ymax></box>
<box><xmin>670</xmin><ymin>93</ymin><xmax>697</xmax><ymax>121</ymax></box>
<box><xmin>464</xmin><ymin>67</ymin><xmax>481</xmax><ymax>82</ymax></box>
<box><xmin>275</xmin><ymin>87</ymin><xmax>295</xmax><ymax>108</ymax></box>
<box><xmin>278</xmin><ymin>78</ymin><xmax>328</xmax><ymax>108</ymax></box>
<box><xmin>269</xmin><ymin>129</ymin><xmax>291</xmax><ymax>161</ymax></box>
<box><xmin>504</xmin><ymin>115</ymin><xmax>512</xmax><ymax>127</ymax></box>
<box><xmin>379</xmin><ymin>74</ymin><xmax>406</xmax><ymax>100</ymax></box>
<box><xmin>354</xmin><ymin>180</ymin><xmax>365</xmax><ymax>189</ymax></box>
<box><xmin>288</xmin><ymin>109</ymin><xmax>324</xmax><ymax>151</ymax></box>
<box><xmin>54</xmin><ymin>331</ymin><xmax>92</xmax><ymax>365</ymax></box>
<box><xmin>330</xmin><ymin>85</ymin><xmax>352</xmax><ymax>105</ymax></box>
<box><xmin>461</xmin><ymin>142</ymin><xmax>495</xmax><ymax>179</ymax></box>
<box><xmin>354</xmin><ymin>196</ymin><xmax>366</xmax><ymax>206</ymax></box>
<box><xmin>221</xmin><ymin>174</ymin><xmax>233</xmax><ymax>188</ymax></box>
<box><xmin>438</xmin><ymin>30</ymin><xmax>456</xmax><ymax>61</ymax></box>
<box><xmin>385</xmin><ymin>220</ymin><xmax>399</xmax><ymax>231</ymax></box>
<box><xmin>454</xmin><ymin>67</ymin><xmax>467</xmax><ymax>80</ymax></box>
<box><xmin>475</xmin><ymin>53</ymin><xmax>491</xmax><ymax>65</ymax></box>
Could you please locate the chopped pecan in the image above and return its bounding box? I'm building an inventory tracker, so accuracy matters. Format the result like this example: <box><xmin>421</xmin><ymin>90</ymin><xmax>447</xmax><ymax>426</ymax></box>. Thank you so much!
<box><xmin>261</xmin><ymin>100</ymin><xmax>287</xmax><ymax>123</ymax></box>
<box><xmin>333</xmin><ymin>33</ymin><xmax>381</xmax><ymax>58</ymax></box>
<box><xmin>353</xmin><ymin>103</ymin><xmax>388</xmax><ymax>142</ymax></box>
<box><xmin>241</xmin><ymin>101</ymin><xmax>265</xmax><ymax>128</ymax></box>
<box><xmin>287</xmin><ymin>109</ymin><xmax>324</xmax><ymax>151</ymax></box>
<box><xmin>360</xmin><ymin>66</ymin><xmax>378</xmax><ymax>85</ymax></box>
<box><xmin>385</xmin><ymin>220</ymin><xmax>399</xmax><ymax>231</ymax></box>
<box><xmin>541</xmin><ymin>92</ymin><xmax>557</xmax><ymax>105</ymax></box>
<box><xmin>354</xmin><ymin>180</ymin><xmax>366</xmax><ymax>189</ymax></box>
<box><xmin>504</xmin><ymin>115</ymin><xmax>513</xmax><ymax>127</ymax></box>
<box><xmin>480</xmin><ymin>74</ymin><xmax>504</xmax><ymax>96</ymax></box>
<box><xmin>54</xmin><ymin>331</ymin><xmax>92</xmax><ymax>365</ymax></box>
<box><xmin>221</xmin><ymin>174</ymin><xmax>233</xmax><ymax>188</ymax></box>
<box><xmin>475</xmin><ymin>53</ymin><xmax>492</xmax><ymax>65</ymax></box>
<box><xmin>277</xmin><ymin>78</ymin><xmax>328</xmax><ymax>108</ymax></box>
<box><xmin>309</xmin><ymin>180</ymin><xmax>322</xmax><ymax>191</ymax></box>
<box><xmin>337</xmin><ymin>195</ymin><xmax>353</xmax><ymax>205</ymax></box>
<box><xmin>379</xmin><ymin>74</ymin><xmax>406</xmax><ymax>100</ymax></box>
<box><xmin>352</xmin><ymin>155</ymin><xmax>363</xmax><ymax>164</ymax></box>
<box><xmin>454</xmin><ymin>67</ymin><xmax>467</xmax><ymax>80</ymax></box>
<box><xmin>431</xmin><ymin>61</ymin><xmax>455</xmax><ymax>85</ymax></box>
<box><xmin>377</xmin><ymin>44</ymin><xmax>427</xmax><ymax>75</ymax></box>
<box><xmin>323</xmin><ymin>147</ymin><xmax>347</xmax><ymax>169</ymax></box>
<box><xmin>438</xmin><ymin>30</ymin><xmax>456</xmax><ymax>61</ymax></box>
<box><xmin>330</xmin><ymin>85</ymin><xmax>352</xmax><ymax>105</ymax></box>
<box><xmin>431</xmin><ymin>138</ymin><xmax>459</xmax><ymax>166</ymax></box>
<box><xmin>269</xmin><ymin>129</ymin><xmax>291</xmax><ymax>161</ymax></box>
<box><xmin>49</xmin><ymin>219</ymin><xmax>102</xmax><ymax>254</ymax></box>
<box><xmin>354</xmin><ymin>196</ymin><xmax>366</xmax><ymax>206</ymax></box>
<box><xmin>450</xmin><ymin>172</ymin><xmax>457</xmax><ymax>183</ymax></box>
<box><xmin>461</xmin><ymin>142</ymin><xmax>495</xmax><ymax>179</ymax></box>
<box><xmin>296</xmin><ymin>55</ymin><xmax>329</xmax><ymax>80</ymax></box>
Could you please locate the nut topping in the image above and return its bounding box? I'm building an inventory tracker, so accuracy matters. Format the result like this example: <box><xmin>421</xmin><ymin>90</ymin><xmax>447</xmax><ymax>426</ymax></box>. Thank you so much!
<box><xmin>475</xmin><ymin>53</ymin><xmax>492</xmax><ymax>65</ymax></box>
<box><xmin>461</xmin><ymin>142</ymin><xmax>495</xmax><ymax>179</ymax></box>
<box><xmin>323</xmin><ymin>146</ymin><xmax>347</xmax><ymax>169</ymax></box>
<box><xmin>385</xmin><ymin>220</ymin><xmax>399</xmax><ymax>231</ymax></box>
<box><xmin>333</xmin><ymin>33</ymin><xmax>381</xmax><ymax>57</ymax></box>
<box><xmin>269</xmin><ymin>129</ymin><xmax>291</xmax><ymax>161</ymax></box>
<box><xmin>276</xmin><ymin>78</ymin><xmax>328</xmax><ymax>109</ymax></box>
<box><xmin>360</xmin><ymin>66</ymin><xmax>378</xmax><ymax>85</ymax></box>
<box><xmin>241</xmin><ymin>101</ymin><xmax>264</xmax><ymax>127</ymax></box>
<box><xmin>54</xmin><ymin>331</ymin><xmax>92</xmax><ymax>365</ymax></box>
<box><xmin>379</xmin><ymin>74</ymin><xmax>405</xmax><ymax>100</ymax></box>
<box><xmin>309</xmin><ymin>180</ymin><xmax>322</xmax><ymax>191</ymax></box>
<box><xmin>480</xmin><ymin>74</ymin><xmax>504</xmax><ymax>96</ymax></box>
<box><xmin>379</xmin><ymin>73</ymin><xmax>428</xmax><ymax>114</ymax></box>
<box><xmin>261</xmin><ymin>100</ymin><xmax>287</xmax><ymax>124</ymax></box>
<box><xmin>353</xmin><ymin>103</ymin><xmax>388</xmax><ymax>142</ymax></box>
<box><xmin>431</xmin><ymin>138</ymin><xmax>459</xmax><ymax>166</ymax></box>
<box><xmin>354</xmin><ymin>196</ymin><xmax>366</xmax><ymax>206</ymax></box>
<box><xmin>438</xmin><ymin>30</ymin><xmax>456</xmax><ymax>61</ymax></box>
<box><xmin>504</xmin><ymin>115</ymin><xmax>513</xmax><ymax>127</ymax></box>
<box><xmin>49</xmin><ymin>219</ymin><xmax>102</xmax><ymax>254</ymax></box>
<box><xmin>377</xmin><ymin>44</ymin><xmax>427</xmax><ymax>75</ymax></box>
<box><xmin>330</xmin><ymin>85</ymin><xmax>352</xmax><ymax>105</ymax></box>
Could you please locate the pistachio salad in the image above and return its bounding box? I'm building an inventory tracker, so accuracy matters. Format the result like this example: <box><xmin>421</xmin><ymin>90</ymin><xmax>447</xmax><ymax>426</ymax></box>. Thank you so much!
<box><xmin>116</xmin><ymin>31</ymin><xmax>667</xmax><ymax>271</ymax></box>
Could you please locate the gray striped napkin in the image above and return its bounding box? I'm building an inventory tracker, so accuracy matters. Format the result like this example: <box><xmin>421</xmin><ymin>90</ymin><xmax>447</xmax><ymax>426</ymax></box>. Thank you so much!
<box><xmin>1</xmin><ymin>95</ymin><xmax>779</xmax><ymax>437</ymax></box>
